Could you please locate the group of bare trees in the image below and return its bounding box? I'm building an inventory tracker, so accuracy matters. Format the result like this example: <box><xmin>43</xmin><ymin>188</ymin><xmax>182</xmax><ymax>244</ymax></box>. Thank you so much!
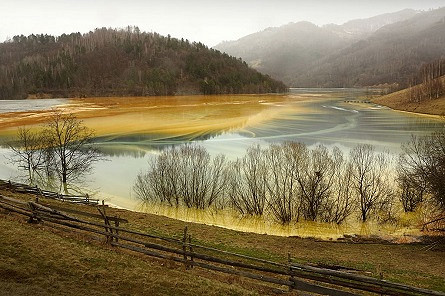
<box><xmin>9</xmin><ymin>111</ymin><xmax>101</xmax><ymax>192</ymax></box>
<box><xmin>350</xmin><ymin>145</ymin><xmax>395</xmax><ymax>222</ymax></box>
<box><xmin>397</xmin><ymin>128</ymin><xmax>445</xmax><ymax>212</ymax></box>
<box><xmin>135</xmin><ymin>142</ymin><xmax>397</xmax><ymax>224</ymax></box>
<box><xmin>407</xmin><ymin>58</ymin><xmax>445</xmax><ymax>103</ymax></box>
<box><xmin>134</xmin><ymin>145</ymin><xmax>230</xmax><ymax>209</ymax></box>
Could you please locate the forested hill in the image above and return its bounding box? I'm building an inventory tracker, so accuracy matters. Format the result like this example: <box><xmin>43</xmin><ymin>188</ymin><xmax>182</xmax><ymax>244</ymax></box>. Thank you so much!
<box><xmin>0</xmin><ymin>27</ymin><xmax>287</xmax><ymax>100</ymax></box>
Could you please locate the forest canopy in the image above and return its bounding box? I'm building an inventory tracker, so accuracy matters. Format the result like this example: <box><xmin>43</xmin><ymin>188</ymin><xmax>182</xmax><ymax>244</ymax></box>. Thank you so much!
<box><xmin>0</xmin><ymin>26</ymin><xmax>287</xmax><ymax>100</ymax></box>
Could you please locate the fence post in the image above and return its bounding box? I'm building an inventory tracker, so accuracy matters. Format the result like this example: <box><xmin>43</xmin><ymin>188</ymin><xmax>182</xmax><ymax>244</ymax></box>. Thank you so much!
<box><xmin>188</xmin><ymin>234</ymin><xmax>194</xmax><ymax>269</ymax></box>
<box><xmin>378</xmin><ymin>264</ymin><xmax>384</xmax><ymax>296</ymax></box>
<box><xmin>114</xmin><ymin>216</ymin><xmax>120</xmax><ymax>243</ymax></box>
<box><xmin>97</xmin><ymin>200</ymin><xmax>112</xmax><ymax>243</ymax></box>
<box><xmin>27</xmin><ymin>202</ymin><xmax>41</xmax><ymax>224</ymax></box>
<box><xmin>104</xmin><ymin>200</ymin><xmax>113</xmax><ymax>243</ymax></box>
<box><xmin>288</xmin><ymin>252</ymin><xmax>295</xmax><ymax>291</ymax></box>
<box><xmin>38</xmin><ymin>187</ymin><xmax>44</xmax><ymax>199</ymax></box>
<box><xmin>182</xmin><ymin>226</ymin><xmax>189</xmax><ymax>269</ymax></box>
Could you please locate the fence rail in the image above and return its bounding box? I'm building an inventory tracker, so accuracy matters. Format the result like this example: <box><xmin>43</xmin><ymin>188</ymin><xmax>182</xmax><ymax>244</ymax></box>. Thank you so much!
<box><xmin>0</xmin><ymin>194</ymin><xmax>444</xmax><ymax>296</ymax></box>
<box><xmin>0</xmin><ymin>179</ymin><xmax>99</xmax><ymax>205</ymax></box>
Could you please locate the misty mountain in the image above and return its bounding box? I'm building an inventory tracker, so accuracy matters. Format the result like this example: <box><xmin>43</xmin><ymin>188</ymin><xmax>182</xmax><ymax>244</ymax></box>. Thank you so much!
<box><xmin>215</xmin><ymin>21</ymin><xmax>347</xmax><ymax>84</ymax></box>
<box><xmin>324</xmin><ymin>9</ymin><xmax>418</xmax><ymax>40</ymax></box>
<box><xmin>298</xmin><ymin>7</ymin><xmax>445</xmax><ymax>87</ymax></box>
<box><xmin>214</xmin><ymin>8</ymin><xmax>445</xmax><ymax>88</ymax></box>
<box><xmin>0</xmin><ymin>27</ymin><xmax>287</xmax><ymax>100</ymax></box>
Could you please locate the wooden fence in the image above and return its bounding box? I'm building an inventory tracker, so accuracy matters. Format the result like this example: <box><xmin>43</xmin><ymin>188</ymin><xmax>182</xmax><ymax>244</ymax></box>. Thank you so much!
<box><xmin>0</xmin><ymin>179</ymin><xmax>99</xmax><ymax>205</ymax></box>
<box><xmin>0</xmin><ymin>194</ymin><xmax>444</xmax><ymax>296</ymax></box>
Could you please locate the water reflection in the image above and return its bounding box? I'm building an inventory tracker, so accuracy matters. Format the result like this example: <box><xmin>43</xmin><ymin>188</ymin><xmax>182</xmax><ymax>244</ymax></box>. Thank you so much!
<box><xmin>92</xmin><ymin>127</ymin><xmax>232</xmax><ymax>157</ymax></box>
<box><xmin>138</xmin><ymin>202</ymin><xmax>422</xmax><ymax>239</ymax></box>
<box><xmin>83</xmin><ymin>89</ymin><xmax>444</xmax><ymax>158</ymax></box>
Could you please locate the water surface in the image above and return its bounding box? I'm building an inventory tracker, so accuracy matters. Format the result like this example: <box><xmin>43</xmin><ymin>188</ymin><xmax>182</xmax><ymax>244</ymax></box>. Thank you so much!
<box><xmin>0</xmin><ymin>89</ymin><xmax>443</xmax><ymax>237</ymax></box>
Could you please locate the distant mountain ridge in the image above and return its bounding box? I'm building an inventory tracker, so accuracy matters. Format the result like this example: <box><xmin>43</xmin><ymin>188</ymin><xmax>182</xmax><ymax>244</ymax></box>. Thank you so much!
<box><xmin>215</xmin><ymin>21</ymin><xmax>346</xmax><ymax>82</ymax></box>
<box><xmin>301</xmin><ymin>7</ymin><xmax>445</xmax><ymax>87</ymax></box>
<box><xmin>324</xmin><ymin>8</ymin><xmax>418</xmax><ymax>40</ymax></box>
<box><xmin>214</xmin><ymin>8</ymin><xmax>445</xmax><ymax>88</ymax></box>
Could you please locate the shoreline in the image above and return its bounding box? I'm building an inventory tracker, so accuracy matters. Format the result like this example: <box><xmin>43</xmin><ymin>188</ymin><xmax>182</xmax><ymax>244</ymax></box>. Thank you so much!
<box><xmin>0</xmin><ymin>186</ymin><xmax>439</xmax><ymax>243</ymax></box>
<box><xmin>373</xmin><ymin>101</ymin><xmax>445</xmax><ymax>120</ymax></box>
<box><xmin>371</xmin><ymin>87</ymin><xmax>445</xmax><ymax>118</ymax></box>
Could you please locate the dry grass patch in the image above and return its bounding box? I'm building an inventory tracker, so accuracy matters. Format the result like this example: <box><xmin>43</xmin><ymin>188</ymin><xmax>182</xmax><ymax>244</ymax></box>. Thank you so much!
<box><xmin>372</xmin><ymin>82</ymin><xmax>445</xmax><ymax>116</ymax></box>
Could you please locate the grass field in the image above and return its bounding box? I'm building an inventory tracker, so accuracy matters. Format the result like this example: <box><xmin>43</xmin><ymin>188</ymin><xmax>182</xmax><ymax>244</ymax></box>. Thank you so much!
<box><xmin>1</xmin><ymin>188</ymin><xmax>444</xmax><ymax>295</ymax></box>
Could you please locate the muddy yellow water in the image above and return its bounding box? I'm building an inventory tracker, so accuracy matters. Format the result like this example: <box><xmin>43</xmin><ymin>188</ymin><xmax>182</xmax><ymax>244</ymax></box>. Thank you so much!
<box><xmin>1</xmin><ymin>90</ymin><xmax>443</xmax><ymax>239</ymax></box>
<box><xmin>135</xmin><ymin>202</ymin><xmax>424</xmax><ymax>240</ymax></box>
<box><xmin>0</xmin><ymin>94</ymin><xmax>314</xmax><ymax>138</ymax></box>
<box><xmin>93</xmin><ymin>189</ymin><xmax>424</xmax><ymax>240</ymax></box>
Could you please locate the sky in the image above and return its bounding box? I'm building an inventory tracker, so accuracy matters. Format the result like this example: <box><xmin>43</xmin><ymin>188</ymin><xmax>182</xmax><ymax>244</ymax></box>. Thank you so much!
<box><xmin>0</xmin><ymin>0</ymin><xmax>444</xmax><ymax>47</ymax></box>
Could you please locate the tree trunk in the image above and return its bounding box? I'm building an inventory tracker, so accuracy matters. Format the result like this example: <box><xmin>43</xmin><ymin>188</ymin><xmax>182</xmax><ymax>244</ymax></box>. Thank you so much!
<box><xmin>62</xmin><ymin>167</ymin><xmax>68</xmax><ymax>193</ymax></box>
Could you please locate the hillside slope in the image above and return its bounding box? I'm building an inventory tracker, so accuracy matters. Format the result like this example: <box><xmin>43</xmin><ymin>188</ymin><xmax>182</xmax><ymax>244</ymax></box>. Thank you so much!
<box><xmin>0</xmin><ymin>213</ymin><xmax>260</xmax><ymax>296</ymax></box>
<box><xmin>300</xmin><ymin>7</ymin><xmax>445</xmax><ymax>88</ymax></box>
<box><xmin>0</xmin><ymin>27</ymin><xmax>287</xmax><ymax>100</ymax></box>
<box><xmin>215</xmin><ymin>21</ymin><xmax>348</xmax><ymax>83</ymax></box>
<box><xmin>373</xmin><ymin>76</ymin><xmax>445</xmax><ymax>116</ymax></box>
<box><xmin>215</xmin><ymin>8</ymin><xmax>445</xmax><ymax>88</ymax></box>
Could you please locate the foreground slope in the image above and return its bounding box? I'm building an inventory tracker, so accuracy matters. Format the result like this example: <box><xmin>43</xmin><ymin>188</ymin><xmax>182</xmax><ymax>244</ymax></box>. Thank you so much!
<box><xmin>1</xmin><ymin>188</ymin><xmax>444</xmax><ymax>294</ymax></box>
<box><xmin>0</xmin><ymin>27</ymin><xmax>287</xmax><ymax>100</ymax></box>
<box><xmin>0</xmin><ymin>216</ymin><xmax>260</xmax><ymax>296</ymax></box>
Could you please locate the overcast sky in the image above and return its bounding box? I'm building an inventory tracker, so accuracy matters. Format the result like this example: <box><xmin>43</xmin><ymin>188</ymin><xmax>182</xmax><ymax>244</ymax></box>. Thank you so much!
<box><xmin>0</xmin><ymin>0</ymin><xmax>444</xmax><ymax>46</ymax></box>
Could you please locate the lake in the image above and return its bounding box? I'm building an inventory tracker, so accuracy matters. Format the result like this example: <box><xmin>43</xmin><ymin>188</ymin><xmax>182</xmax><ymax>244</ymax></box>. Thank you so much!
<box><xmin>0</xmin><ymin>89</ymin><xmax>443</xmax><ymax>237</ymax></box>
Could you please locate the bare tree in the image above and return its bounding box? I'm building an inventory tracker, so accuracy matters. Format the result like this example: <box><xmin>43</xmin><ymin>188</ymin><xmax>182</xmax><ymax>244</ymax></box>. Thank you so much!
<box><xmin>396</xmin><ymin>167</ymin><xmax>426</xmax><ymax>212</ymax></box>
<box><xmin>264</xmin><ymin>143</ymin><xmax>302</xmax><ymax>224</ymax></box>
<box><xmin>228</xmin><ymin>145</ymin><xmax>268</xmax><ymax>216</ymax></box>
<box><xmin>8</xmin><ymin>112</ymin><xmax>101</xmax><ymax>191</ymax></box>
<box><xmin>208</xmin><ymin>154</ymin><xmax>230</xmax><ymax>209</ymax></box>
<box><xmin>8</xmin><ymin>127</ymin><xmax>46</xmax><ymax>183</ymax></box>
<box><xmin>134</xmin><ymin>155</ymin><xmax>177</xmax><ymax>206</ymax></box>
<box><xmin>294</xmin><ymin>145</ymin><xmax>337</xmax><ymax>222</ymax></box>
<box><xmin>134</xmin><ymin>171</ymin><xmax>152</xmax><ymax>202</ymax></box>
<box><xmin>136</xmin><ymin>141</ymin><xmax>408</xmax><ymax>224</ymax></box>
<box><xmin>135</xmin><ymin>145</ymin><xmax>228</xmax><ymax>209</ymax></box>
<box><xmin>350</xmin><ymin>144</ymin><xmax>394</xmax><ymax>222</ymax></box>
<box><xmin>427</xmin><ymin>129</ymin><xmax>445</xmax><ymax>209</ymax></box>
<box><xmin>177</xmin><ymin>145</ymin><xmax>228</xmax><ymax>209</ymax></box>
<box><xmin>323</xmin><ymin>147</ymin><xmax>356</xmax><ymax>224</ymax></box>
<box><xmin>399</xmin><ymin>129</ymin><xmax>445</xmax><ymax>210</ymax></box>
<box><xmin>43</xmin><ymin>111</ymin><xmax>101</xmax><ymax>191</ymax></box>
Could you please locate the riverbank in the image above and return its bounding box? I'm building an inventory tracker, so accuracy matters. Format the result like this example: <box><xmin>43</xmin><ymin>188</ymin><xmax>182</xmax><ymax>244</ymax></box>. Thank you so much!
<box><xmin>372</xmin><ymin>88</ymin><xmax>445</xmax><ymax>117</ymax></box>
<box><xmin>1</xmin><ymin>188</ymin><xmax>444</xmax><ymax>294</ymax></box>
